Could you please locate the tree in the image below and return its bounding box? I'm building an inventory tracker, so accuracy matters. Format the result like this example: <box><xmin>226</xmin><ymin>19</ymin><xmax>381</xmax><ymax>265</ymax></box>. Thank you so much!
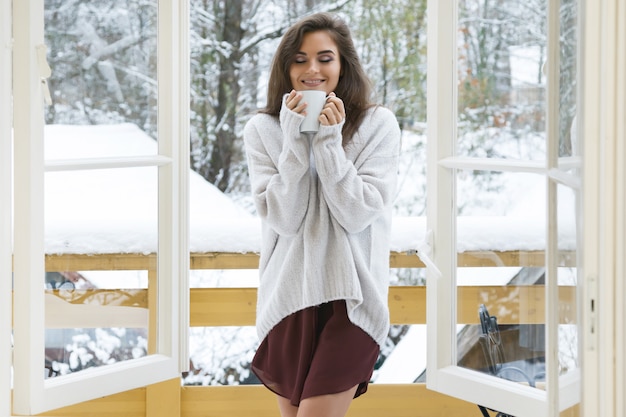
<box><xmin>44</xmin><ymin>0</ymin><xmax>157</xmax><ymax>133</ymax></box>
<box><xmin>458</xmin><ymin>0</ymin><xmax>546</xmax><ymax>132</ymax></box>
<box><xmin>189</xmin><ymin>0</ymin><xmax>351</xmax><ymax>193</ymax></box>
<box><xmin>45</xmin><ymin>0</ymin><xmax>428</xmax><ymax>195</ymax></box>
<box><xmin>558</xmin><ymin>0</ymin><xmax>578</xmax><ymax>157</ymax></box>
<box><xmin>348</xmin><ymin>0</ymin><xmax>428</xmax><ymax>129</ymax></box>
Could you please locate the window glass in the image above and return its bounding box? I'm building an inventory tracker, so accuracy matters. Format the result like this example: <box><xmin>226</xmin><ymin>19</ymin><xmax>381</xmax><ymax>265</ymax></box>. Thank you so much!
<box><xmin>457</xmin><ymin>0</ymin><xmax>547</xmax><ymax>161</ymax></box>
<box><xmin>455</xmin><ymin>170</ymin><xmax>548</xmax><ymax>390</ymax></box>
<box><xmin>44</xmin><ymin>0</ymin><xmax>158</xmax><ymax>154</ymax></box>
<box><xmin>556</xmin><ymin>184</ymin><xmax>579</xmax><ymax>381</ymax></box>
<box><xmin>43</xmin><ymin>0</ymin><xmax>159</xmax><ymax>377</ymax></box>
<box><xmin>453</xmin><ymin>0</ymin><xmax>580</xmax><ymax>406</ymax></box>
<box><xmin>44</xmin><ymin>167</ymin><xmax>157</xmax><ymax>376</ymax></box>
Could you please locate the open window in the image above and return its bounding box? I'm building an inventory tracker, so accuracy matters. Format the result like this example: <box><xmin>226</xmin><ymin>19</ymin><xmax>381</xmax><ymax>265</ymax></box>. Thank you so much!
<box><xmin>11</xmin><ymin>0</ymin><xmax>189</xmax><ymax>413</ymax></box>
<box><xmin>425</xmin><ymin>0</ymin><xmax>581</xmax><ymax>415</ymax></box>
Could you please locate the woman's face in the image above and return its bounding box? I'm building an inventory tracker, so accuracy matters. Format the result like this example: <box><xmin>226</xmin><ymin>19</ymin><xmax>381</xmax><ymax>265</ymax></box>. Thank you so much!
<box><xmin>289</xmin><ymin>30</ymin><xmax>341</xmax><ymax>95</ymax></box>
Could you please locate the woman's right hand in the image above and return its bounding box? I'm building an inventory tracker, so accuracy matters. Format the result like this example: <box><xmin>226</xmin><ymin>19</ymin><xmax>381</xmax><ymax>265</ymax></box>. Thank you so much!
<box><xmin>285</xmin><ymin>90</ymin><xmax>307</xmax><ymax>115</ymax></box>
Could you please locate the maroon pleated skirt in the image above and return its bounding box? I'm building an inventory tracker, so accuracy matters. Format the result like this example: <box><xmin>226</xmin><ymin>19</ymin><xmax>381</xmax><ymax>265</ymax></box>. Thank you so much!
<box><xmin>251</xmin><ymin>300</ymin><xmax>380</xmax><ymax>407</ymax></box>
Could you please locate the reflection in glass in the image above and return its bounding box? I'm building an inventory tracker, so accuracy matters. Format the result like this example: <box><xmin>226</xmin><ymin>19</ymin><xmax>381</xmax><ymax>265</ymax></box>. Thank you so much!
<box><xmin>557</xmin><ymin>184</ymin><xmax>578</xmax><ymax>379</ymax></box>
<box><xmin>44</xmin><ymin>282</ymin><xmax>148</xmax><ymax>378</ymax></box>
<box><xmin>555</xmin><ymin>0</ymin><xmax>580</xmax><ymax>393</ymax></box>
<box><xmin>44</xmin><ymin>167</ymin><xmax>157</xmax><ymax>376</ymax></box>
<box><xmin>456</xmin><ymin>170</ymin><xmax>547</xmax><ymax>389</ymax></box>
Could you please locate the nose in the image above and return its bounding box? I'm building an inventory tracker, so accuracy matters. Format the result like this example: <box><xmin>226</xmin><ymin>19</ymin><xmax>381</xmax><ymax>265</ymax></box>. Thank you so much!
<box><xmin>305</xmin><ymin>60</ymin><xmax>319</xmax><ymax>73</ymax></box>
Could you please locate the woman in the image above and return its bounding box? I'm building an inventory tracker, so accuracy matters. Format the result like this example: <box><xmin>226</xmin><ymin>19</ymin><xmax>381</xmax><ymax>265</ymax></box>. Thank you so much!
<box><xmin>244</xmin><ymin>12</ymin><xmax>401</xmax><ymax>417</ymax></box>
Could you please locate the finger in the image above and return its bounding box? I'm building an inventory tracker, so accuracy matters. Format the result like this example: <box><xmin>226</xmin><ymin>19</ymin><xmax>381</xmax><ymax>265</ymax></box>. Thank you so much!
<box><xmin>324</xmin><ymin>101</ymin><xmax>344</xmax><ymax>123</ymax></box>
<box><xmin>288</xmin><ymin>91</ymin><xmax>300</xmax><ymax>109</ymax></box>
<box><xmin>323</xmin><ymin>106</ymin><xmax>337</xmax><ymax>122</ymax></box>
<box><xmin>285</xmin><ymin>90</ymin><xmax>296</xmax><ymax>108</ymax></box>
<box><xmin>325</xmin><ymin>96</ymin><xmax>345</xmax><ymax>117</ymax></box>
<box><xmin>288</xmin><ymin>91</ymin><xmax>307</xmax><ymax>113</ymax></box>
<box><xmin>320</xmin><ymin>107</ymin><xmax>338</xmax><ymax>125</ymax></box>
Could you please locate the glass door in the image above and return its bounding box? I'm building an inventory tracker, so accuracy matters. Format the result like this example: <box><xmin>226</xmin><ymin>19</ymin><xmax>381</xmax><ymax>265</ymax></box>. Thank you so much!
<box><xmin>11</xmin><ymin>0</ymin><xmax>189</xmax><ymax>414</ymax></box>
<box><xmin>425</xmin><ymin>0</ymin><xmax>581</xmax><ymax>415</ymax></box>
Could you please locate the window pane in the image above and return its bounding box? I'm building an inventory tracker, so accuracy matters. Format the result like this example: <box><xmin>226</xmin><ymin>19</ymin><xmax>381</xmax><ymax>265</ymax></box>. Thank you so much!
<box><xmin>558</xmin><ymin>0</ymin><xmax>578</xmax><ymax>159</ymax></box>
<box><xmin>43</xmin><ymin>0</ymin><xmax>159</xmax><ymax>376</ymax></box>
<box><xmin>557</xmin><ymin>184</ymin><xmax>578</xmax><ymax>380</ymax></box>
<box><xmin>456</xmin><ymin>170</ymin><xmax>547</xmax><ymax>390</ymax></box>
<box><xmin>457</xmin><ymin>0</ymin><xmax>547</xmax><ymax>161</ymax></box>
<box><xmin>44</xmin><ymin>167</ymin><xmax>157</xmax><ymax>377</ymax></box>
<box><xmin>44</xmin><ymin>0</ymin><xmax>158</xmax><ymax>151</ymax></box>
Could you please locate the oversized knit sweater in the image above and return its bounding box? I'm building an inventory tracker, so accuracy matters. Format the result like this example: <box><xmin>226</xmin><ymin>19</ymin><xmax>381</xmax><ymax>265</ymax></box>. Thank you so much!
<box><xmin>243</xmin><ymin>98</ymin><xmax>401</xmax><ymax>347</ymax></box>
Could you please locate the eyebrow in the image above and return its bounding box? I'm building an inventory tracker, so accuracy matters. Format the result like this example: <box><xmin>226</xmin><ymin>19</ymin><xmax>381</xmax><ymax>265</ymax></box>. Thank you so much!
<box><xmin>296</xmin><ymin>50</ymin><xmax>337</xmax><ymax>56</ymax></box>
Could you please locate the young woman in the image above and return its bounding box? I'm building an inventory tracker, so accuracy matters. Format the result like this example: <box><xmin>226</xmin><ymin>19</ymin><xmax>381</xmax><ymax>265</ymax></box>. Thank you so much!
<box><xmin>243</xmin><ymin>12</ymin><xmax>401</xmax><ymax>417</ymax></box>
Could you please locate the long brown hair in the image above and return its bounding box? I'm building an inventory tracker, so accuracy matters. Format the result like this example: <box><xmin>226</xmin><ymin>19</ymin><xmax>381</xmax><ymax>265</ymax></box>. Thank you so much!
<box><xmin>261</xmin><ymin>12</ymin><xmax>374</xmax><ymax>143</ymax></box>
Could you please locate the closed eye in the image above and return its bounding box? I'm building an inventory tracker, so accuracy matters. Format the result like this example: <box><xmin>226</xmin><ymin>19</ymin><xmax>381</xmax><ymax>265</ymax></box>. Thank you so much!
<box><xmin>293</xmin><ymin>50</ymin><xmax>337</xmax><ymax>64</ymax></box>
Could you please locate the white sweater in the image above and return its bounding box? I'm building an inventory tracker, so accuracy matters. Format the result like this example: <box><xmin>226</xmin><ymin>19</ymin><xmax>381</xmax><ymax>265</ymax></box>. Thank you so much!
<box><xmin>243</xmin><ymin>99</ymin><xmax>401</xmax><ymax>347</ymax></box>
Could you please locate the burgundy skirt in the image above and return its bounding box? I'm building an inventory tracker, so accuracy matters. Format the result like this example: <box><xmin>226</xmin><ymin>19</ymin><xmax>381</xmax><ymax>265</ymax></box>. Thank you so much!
<box><xmin>251</xmin><ymin>300</ymin><xmax>380</xmax><ymax>407</ymax></box>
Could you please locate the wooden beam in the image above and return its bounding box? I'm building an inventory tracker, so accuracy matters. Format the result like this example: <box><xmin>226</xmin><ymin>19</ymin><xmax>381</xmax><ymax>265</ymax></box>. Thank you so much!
<box><xmin>190</xmin><ymin>287</ymin><xmax>257</xmax><ymax>327</ymax></box>
<box><xmin>146</xmin><ymin>378</ymin><xmax>181</xmax><ymax>417</ymax></box>
<box><xmin>189</xmin><ymin>252</ymin><xmax>259</xmax><ymax>270</ymax></box>
<box><xmin>148</xmin><ymin>268</ymin><xmax>157</xmax><ymax>355</ymax></box>
<box><xmin>38</xmin><ymin>388</ymin><xmax>146</xmax><ymax>416</ymax></box>
<box><xmin>45</xmin><ymin>253</ymin><xmax>157</xmax><ymax>271</ymax></box>
<box><xmin>180</xmin><ymin>384</ymin><xmax>477</xmax><ymax>417</ymax></box>
<box><xmin>180</xmin><ymin>384</ymin><xmax>580</xmax><ymax>417</ymax></box>
<box><xmin>42</xmin><ymin>285</ymin><xmax>577</xmax><ymax>328</ymax></box>
<box><xmin>36</xmin><ymin>383</ymin><xmax>580</xmax><ymax>417</ymax></box>
<box><xmin>388</xmin><ymin>286</ymin><xmax>426</xmax><ymax>324</ymax></box>
<box><xmin>43</xmin><ymin>250</ymin><xmax>576</xmax><ymax>271</ymax></box>
<box><xmin>187</xmin><ymin>285</ymin><xmax>577</xmax><ymax>326</ymax></box>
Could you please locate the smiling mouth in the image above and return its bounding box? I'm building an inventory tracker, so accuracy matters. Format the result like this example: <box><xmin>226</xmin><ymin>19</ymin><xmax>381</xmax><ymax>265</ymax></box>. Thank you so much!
<box><xmin>301</xmin><ymin>79</ymin><xmax>325</xmax><ymax>87</ymax></box>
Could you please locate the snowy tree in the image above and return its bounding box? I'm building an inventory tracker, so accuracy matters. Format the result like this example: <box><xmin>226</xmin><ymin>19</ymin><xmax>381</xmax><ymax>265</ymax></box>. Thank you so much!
<box><xmin>347</xmin><ymin>0</ymin><xmax>428</xmax><ymax>129</ymax></box>
<box><xmin>44</xmin><ymin>0</ymin><xmax>428</xmax><ymax>196</ymax></box>
<box><xmin>458</xmin><ymin>0</ymin><xmax>548</xmax><ymax>144</ymax></box>
<box><xmin>44</xmin><ymin>0</ymin><xmax>157</xmax><ymax>132</ymax></box>
<box><xmin>558</xmin><ymin>0</ymin><xmax>578</xmax><ymax>157</ymax></box>
<box><xmin>189</xmin><ymin>0</ymin><xmax>351</xmax><ymax>193</ymax></box>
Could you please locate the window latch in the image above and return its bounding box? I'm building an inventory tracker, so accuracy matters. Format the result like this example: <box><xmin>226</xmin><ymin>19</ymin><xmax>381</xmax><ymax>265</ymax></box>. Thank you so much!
<box><xmin>35</xmin><ymin>44</ymin><xmax>52</xmax><ymax>106</ymax></box>
<box><xmin>413</xmin><ymin>229</ymin><xmax>442</xmax><ymax>281</ymax></box>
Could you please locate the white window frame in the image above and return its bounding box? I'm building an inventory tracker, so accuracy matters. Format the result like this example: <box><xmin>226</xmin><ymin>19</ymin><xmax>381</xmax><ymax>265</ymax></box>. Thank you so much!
<box><xmin>10</xmin><ymin>0</ymin><xmax>189</xmax><ymax>414</ymax></box>
<box><xmin>425</xmin><ymin>1</ymin><xmax>581</xmax><ymax>415</ymax></box>
<box><xmin>1</xmin><ymin>0</ymin><xmax>13</xmax><ymax>416</ymax></box>
<box><xmin>580</xmin><ymin>1</ymin><xmax>626</xmax><ymax>416</ymax></box>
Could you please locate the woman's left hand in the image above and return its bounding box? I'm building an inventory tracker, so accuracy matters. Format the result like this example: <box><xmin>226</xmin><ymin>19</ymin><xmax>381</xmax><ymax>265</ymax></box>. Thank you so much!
<box><xmin>319</xmin><ymin>92</ymin><xmax>345</xmax><ymax>126</ymax></box>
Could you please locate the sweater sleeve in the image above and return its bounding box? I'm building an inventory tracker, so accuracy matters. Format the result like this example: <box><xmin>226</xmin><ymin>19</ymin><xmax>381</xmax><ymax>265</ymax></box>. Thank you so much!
<box><xmin>243</xmin><ymin>105</ymin><xmax>312</xmax><ymax>236</ymax></box>
<box><xmin>311</xmin><ymin>107</ymin><xmax>401</xmax><ymax>233</ymax></box>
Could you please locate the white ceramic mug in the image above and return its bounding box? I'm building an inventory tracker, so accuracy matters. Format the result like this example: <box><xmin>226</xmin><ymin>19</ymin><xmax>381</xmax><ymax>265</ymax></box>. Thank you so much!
<box><xmin>298</xmin><ymin>90</ymin><xmax>327</xmax><ymax>133</ymax></box>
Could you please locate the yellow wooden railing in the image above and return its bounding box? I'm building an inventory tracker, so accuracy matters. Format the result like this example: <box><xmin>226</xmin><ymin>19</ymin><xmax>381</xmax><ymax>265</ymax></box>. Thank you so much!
<box><xmin>33</xmin><ymin>251</ymin><xmax>579</xmax><ymax>417</ymax></box>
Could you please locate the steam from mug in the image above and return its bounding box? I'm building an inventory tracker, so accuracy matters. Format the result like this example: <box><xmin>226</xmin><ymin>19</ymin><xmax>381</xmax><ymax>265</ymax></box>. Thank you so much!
<box><xmin>298</xmin><ymin>90</ymin><xmax>327</xmax><ymax>133</ymax></box>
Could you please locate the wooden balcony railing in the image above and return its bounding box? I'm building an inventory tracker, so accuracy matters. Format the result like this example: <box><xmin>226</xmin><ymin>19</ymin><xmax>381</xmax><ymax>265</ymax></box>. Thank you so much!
<box><xmin>34</xmin><ymin>250</ymin><xmax>579</xmax><ymax>417</ymax></box>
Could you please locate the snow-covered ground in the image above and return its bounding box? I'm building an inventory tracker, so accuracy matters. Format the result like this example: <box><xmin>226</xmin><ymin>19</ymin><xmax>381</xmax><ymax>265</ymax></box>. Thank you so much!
<box><xmin>44</xmin><ymin>123</ymin><xmax>575</xmax><ymax>257</ymax></box>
